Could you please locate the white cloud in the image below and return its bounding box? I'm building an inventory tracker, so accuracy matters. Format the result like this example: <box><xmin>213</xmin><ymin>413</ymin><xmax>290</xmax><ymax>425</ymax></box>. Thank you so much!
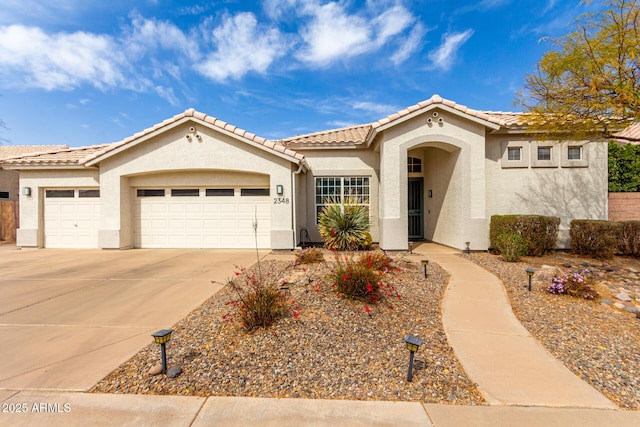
<box><xmin>124</xmin><ymin>13</ymin><xmax>199</xmax><ymax>61</ymax></box>
<box><xmin>0</xmin><ymin>25</ymin><xmax>128</xmax><ymax>90</ymax></box>
<box><xmin>351</xmin><ymin>101</ymin><xmax>397</xmax><ymax>116</ymax></box>
<box><xmin>295</xmin><ymin>1</ymin><xmax>416</xmax><ymax>66</ymax></box>
<box><xmin>196</xmin><ymin>12</ymin><xmax>289</xmax><ymax>81</ymax></box>
<box><xmin>427</xmin><ymin>29</ymin><xmax>474</xmax><ymax>71</ymax></box>
<box><xmin>391</xmin><ymin>23</ymin><xmax>427</xmax><ymax>65</ymax></box>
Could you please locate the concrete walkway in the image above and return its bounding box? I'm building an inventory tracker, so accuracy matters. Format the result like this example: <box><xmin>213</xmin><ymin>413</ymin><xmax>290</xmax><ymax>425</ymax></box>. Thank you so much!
<box><xmin>411</xmin><ymin>243</ymin><xmax>617</xmax><ymax>409</ymax></box>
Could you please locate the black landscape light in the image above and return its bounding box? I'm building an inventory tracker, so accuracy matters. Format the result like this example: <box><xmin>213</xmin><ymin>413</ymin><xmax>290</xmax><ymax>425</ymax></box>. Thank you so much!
<box><xmin>421</xmin><ymin>259</ymin><xmax>429</xmax><ymax>278</ymax></box>
<box><xmin>404</xmin><ymin>334</ymin><xmax>423</xmax><ymax>382</ymax></box>
<box><xmin>409</xmin><ymin>241</ymin><xmax>413</xmax><ymax>254</ymax></box>
<box><xmin>526</xmin><ymin>268</ymin><xmax>535</xmax><ymax>292</ymax></box>
<box><xmin>465</xmin><ymin>241</ymin><xmax>471</xmax><ymax>255</ymax></box>
<box><xmin>152</xmin><ymin>329</ymin><xmax>173</xmax><ymax>374</ymax></box>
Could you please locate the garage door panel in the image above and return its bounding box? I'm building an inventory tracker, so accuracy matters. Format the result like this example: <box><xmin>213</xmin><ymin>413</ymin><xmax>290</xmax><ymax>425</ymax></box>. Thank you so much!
<box><xmin>134</xmin><ymin>187</ymin><xmax>270</xmax><ymax>249</ymax></box>
<box><xmin>45</xmin><ymin>190</ymin><xmax>100</xmax><ymax>248</ymax></box>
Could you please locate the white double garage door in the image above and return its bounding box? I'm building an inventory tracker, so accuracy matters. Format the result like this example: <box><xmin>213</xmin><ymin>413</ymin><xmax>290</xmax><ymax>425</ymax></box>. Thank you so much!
<box><xmin>44</xmin><ymin>187</ymin><xmax>271</xmax><ymax>248</ymax></box>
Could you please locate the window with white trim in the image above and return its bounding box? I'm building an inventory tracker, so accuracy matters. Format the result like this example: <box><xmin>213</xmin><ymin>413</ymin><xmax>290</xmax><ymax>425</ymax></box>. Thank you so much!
<box><xmin>567</xmin><ymin>146</ymin><xmax>581</xmax><ymax>160</ymax></box>
<box><xmin>537</xmin><ymin>146</ymin><xmax>552</xmax><ymax>161</ymax></box>
<box><xmin>507</xmin><ymin>147</ymin><xmax>521</xmax><ymax>161</ymax></box>
<box><xmin>408</xmin><ymin>157</ymin><xmax>422</xmax><ymax>173</ymax></box>
<box><xmin>315</xmin><ymin>177</ymin><xmax>370</xmax><ymax>222</ymax></box>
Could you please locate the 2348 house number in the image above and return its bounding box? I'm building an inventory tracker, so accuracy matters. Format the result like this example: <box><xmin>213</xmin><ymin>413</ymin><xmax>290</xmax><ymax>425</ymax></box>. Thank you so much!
<box><xmin>273</xmin><ymin>197</ymin><xmax>290</xmax><ymax>204</ymax></box>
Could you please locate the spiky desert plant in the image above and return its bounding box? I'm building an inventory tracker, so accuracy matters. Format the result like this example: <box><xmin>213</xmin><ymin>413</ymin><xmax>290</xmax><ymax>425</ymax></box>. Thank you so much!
<box><xmin>318</xmin><ymin>197</ymin><xmax>371</xmax><ymax>251</ymax></box>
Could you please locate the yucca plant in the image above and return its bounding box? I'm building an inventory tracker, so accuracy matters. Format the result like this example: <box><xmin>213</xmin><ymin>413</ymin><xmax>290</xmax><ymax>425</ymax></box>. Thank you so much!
<box><xmin>318</xmin><ymin>196</ymin><xmax>371</xmax><ymax>251</ymax></box>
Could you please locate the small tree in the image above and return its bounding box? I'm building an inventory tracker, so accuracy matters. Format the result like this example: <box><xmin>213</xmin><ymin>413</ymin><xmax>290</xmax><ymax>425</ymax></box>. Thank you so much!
<box><xmin>517</xmin><ymin>0</ymin><xmax>640</xmax><ymax>141</ymax></box>
<box><xmin>608</xmin><ymin>141</ymin><xmax>640</xmax><ymax>191</ymax></box>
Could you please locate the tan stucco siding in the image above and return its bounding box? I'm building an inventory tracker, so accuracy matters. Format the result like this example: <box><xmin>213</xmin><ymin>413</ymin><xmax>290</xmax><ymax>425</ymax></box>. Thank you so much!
<box><xmin>300</xmin><ymin>149</ymin><xmax>379</xmax><ymax>243</ymax></box>
<box><xmin>485</xmin><ymin>136</ymin><xmax>608</xmax><ymax>247</ymax></box>
<box><xmin>17</xmin><ymin>169</ymin><xmax>100</xmax><ymax>247</ymax></box>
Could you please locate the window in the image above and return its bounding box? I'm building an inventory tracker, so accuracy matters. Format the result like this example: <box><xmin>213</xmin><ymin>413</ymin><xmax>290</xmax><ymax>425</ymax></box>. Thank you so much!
<box><xmin>206</xmin><ymin>188</ymin><xmax>234</xmax><ymax>197</ymax></box>
<box><xmin>315</xmin><ymin>177</ymin><xmax>370</xmax><ymax>222</ymax></box>
<box><xmin>137</xmin><ymin>189</ymin><xmax>165</xmax><ymax>197</ymax></box>
<box><xmin>507</xmin><ymin>147</ymin><xmax>521</xmax><ymax>161</ymax></box>
<box><xmin>241</xmin><ymin>188</ymin><xmax>270</xmax><ymax>196</ymax></box>
<box><xmin>408</xmin><ymin>157</ymin><xmax>422</xmax><ymax>173</ymax></box>
<box><xmin>171</xmin><ymin>189</ymin><xmax>199</xmax><ymax>197</ymax></box>
<box><xmin>0</xmin><ymin>191</ymin><xmax>9</xmax><ymax>199</ymax></box>
<box><xmin>79</xmin><ymin>189</ymin><xmax>100</xmax><ymax>198</ymax></box>
<box><xmin>46</xmin><ymin>190</ymin><xmax>74</xmax><ymax>198</ymax></box>
<box><xmin>567</xmin><ymin>146</ymin><xmax>581</xmax><ymax>160</ymax></box>
<box><xmin>537</xmin><ymin>146</ymin><xmax>552</xmax><ymax>161</ymax></box>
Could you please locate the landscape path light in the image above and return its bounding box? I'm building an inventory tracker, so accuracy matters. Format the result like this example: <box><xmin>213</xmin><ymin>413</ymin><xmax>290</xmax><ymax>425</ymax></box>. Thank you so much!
<box><xmin>152</xmin><ymin>329</ymin><xmax>173</xmax><ymax>374</ymax></box>
<box><xmin>404</xmin><ymin>334</ymin><xmax>423</xmax><ymax>382</ymax></box>
<box><xmin>421</xmin><ymin>259</ymin><xmax>429</xmax><ymax>278</ymax></box>
<box><xmin>409</xmin><ymin>241</ymin><xmax>413</xmax><ymax>254</ymax></box>
<box><xmin>526</xmin><ymin>268</ymin><xmax>535</xmax><ymax>292</ymax></box>
<box><xmin>465</xmin><ymin>241</ymin><xmax>471</xmax><ymax>255</ymax></box>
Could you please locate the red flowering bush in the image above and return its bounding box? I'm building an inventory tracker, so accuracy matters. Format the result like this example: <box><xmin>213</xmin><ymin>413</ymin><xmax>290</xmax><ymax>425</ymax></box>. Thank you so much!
<box><xmin>328</xmin><ymin>253</ymin><xmax>399</xmax><ymax>304</ymax></box>
<box><xmin>224</xmin><ymin>267</ymin><xmax>295</xmax><ymax>331</ymax></box>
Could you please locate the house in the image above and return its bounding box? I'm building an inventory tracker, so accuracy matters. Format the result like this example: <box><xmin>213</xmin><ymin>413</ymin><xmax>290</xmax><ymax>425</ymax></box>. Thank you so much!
<box><xmin>0</xmin><ymin>95</ymin><xmax>608</xmax><ymax>250</ymax></box>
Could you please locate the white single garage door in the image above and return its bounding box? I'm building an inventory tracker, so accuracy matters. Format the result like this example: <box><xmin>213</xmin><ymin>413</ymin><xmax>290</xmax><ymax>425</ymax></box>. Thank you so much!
<box><xmin>44</xmin><ymin>189</ymin><xmax>100</xmax><ymax>248</ymax></box>
<box><xmin>133</xmin><ymin>187</ymin><xmax>271</xmax><ymax>249</ymax></box>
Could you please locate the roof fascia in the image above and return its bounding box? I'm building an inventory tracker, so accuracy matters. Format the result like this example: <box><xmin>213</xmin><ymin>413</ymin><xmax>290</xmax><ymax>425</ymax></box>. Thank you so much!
<box><xmin>85</xmin><ymin>117</ymin><xmax>302</xmax><ymax>167</ymax></box>
<box><xmin>366</xmin><ymin>104</ymin><xmax>501</xmax><ymax>146</ymax></box>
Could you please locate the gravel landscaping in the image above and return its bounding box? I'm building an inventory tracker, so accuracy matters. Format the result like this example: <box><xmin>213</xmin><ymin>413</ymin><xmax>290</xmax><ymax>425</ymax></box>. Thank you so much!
<box><xmin>91</xmin><ymin>252</ymin><xmax>484</xmax><ymax>404</ymax></box>
<box><xmin>467</xmin><ymin>252</ymin><xmax>640</xmax><ymax>410</ymax></box>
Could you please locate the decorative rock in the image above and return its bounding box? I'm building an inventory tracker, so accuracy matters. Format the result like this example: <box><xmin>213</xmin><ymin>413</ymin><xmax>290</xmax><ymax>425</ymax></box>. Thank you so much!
<box><xmin>613</xmin><ymin>302</ymin><xmax>626</xmax><ymax>309</ymax></box>
<box><xmin>167</xmin><ymin>366</ymin><xmax>182</xmax><ymax>378</ymax></box>
<box><xmin>616</xmin><ymin>292</ymin><xmax>632</xmax><ymax>302</ymax></box>
<box><xmin>601</xmin><ymin>299</ymin><xmax>613</xmax><ymax>305</ymax></box>
<box><xmin>562</xmin><ymin>263</ymin><xmax>572</xmax><ymax>268</ymax></box>
<box><xmin>148</xmin><ymin>363</ymin><xmax>163</xmax><ymax>376</ymax></box>
<box><xmin>622</xmin><ymin>306</ymin><xmax>639</xmax><ymax>313</ymax></box>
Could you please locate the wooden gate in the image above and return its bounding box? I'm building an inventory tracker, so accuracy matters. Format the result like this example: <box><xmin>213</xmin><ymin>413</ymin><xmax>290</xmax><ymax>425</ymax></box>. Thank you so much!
<box><xmin>0</xmin><ymin>201</ymin><xmax>19</xmax><ymax>242</ymax></box>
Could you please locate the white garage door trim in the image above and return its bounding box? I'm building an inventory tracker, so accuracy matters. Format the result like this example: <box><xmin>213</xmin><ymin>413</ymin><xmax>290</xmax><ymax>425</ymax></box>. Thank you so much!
<box><xmin>44</xmin><ymin>189</ymin><xmax>100</xmax><ymax>248</ymax></box>
<box><xmin>133</xmin><ymin>187</ymin><xmax>271</xmax><ymax>249</ymax></box>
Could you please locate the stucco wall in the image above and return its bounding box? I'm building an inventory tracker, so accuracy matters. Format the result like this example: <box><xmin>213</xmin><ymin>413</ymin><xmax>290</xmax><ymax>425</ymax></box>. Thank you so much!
<box><xmin>485</xmin><ymin>136</ymin><xmax>608</xmax><ymax>247</ymax></box>
<box><xmin>609</xmin><ymin>193</ymin><xmax>640</xmax><ymax>221</ymax></box>
<box><xmin>17</xmin><ymin>169</ymin><xmax>100</xmax><ymax>247</ymax></box>
<box><xmin>377</xmin><ymin>109</ymin><xmax>489</xmax><ymax>250</ymax></box>
<box><xmin>97</xmin><ymin>121</ymin><xmax>297</xmax><ymax>249</ymax></box>
<box><xmin>300</xmin><ymin>148</ymin><xmax>380</xmax><ymax>243</ymax></box>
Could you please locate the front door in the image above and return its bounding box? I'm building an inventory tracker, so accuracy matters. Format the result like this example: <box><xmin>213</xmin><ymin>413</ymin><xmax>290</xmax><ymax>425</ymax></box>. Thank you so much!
<box><xmin>408</xmin><ymin>178</ymin><xmax>424</xmax><ymax>240</ymax></box>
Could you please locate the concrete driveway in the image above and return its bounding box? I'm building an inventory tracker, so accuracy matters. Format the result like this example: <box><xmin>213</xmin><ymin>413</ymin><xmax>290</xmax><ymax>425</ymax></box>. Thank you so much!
<box><xmin>0</xmin><ymin>246</ymin><xmax>263</xmax><ymax>392</ymax></box>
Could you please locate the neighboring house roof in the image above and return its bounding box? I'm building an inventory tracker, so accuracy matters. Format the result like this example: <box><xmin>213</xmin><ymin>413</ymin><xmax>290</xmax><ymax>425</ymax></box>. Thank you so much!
<box><xmin>0</xmin><ymin>145</ymin><xmax>69</xmax><ymax>161</ymax></box>
<box><xmin>0</xmin><ymin>145</ymin><xmax>109</xmax><ymax>168</ymax></box>
<box><xmin>612</xmin><ymin>122</ymin><xmax>640</xmax><ymax>144</ymax></box>
<box><xmin>82</xmin><ymin>108</ymin><xmax>304</xmax><ymax>166</ymax></box>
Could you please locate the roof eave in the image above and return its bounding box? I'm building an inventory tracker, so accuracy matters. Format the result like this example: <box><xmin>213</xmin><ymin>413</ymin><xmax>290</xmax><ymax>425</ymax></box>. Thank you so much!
<box><xmin>84</xmin><ymin>116</ymin><xmax>304</xmax><ymax>167</ymax></box>
<box><xmin>366</xmin><ymin>104</ymin><xmax>502</xmax><ymax>146</ymax></box>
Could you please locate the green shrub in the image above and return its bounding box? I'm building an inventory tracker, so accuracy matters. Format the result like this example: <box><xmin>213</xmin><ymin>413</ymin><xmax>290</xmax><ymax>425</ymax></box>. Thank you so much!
<box><xmin>490</xmin><ymin>215</ymin><xmax>559</xmax><ymax>256</ymax></box>
<box><xmin>318</xmin><ymin>198</ymin><xmax>371</xmax><ymax>251</ymax></box>
<box><xmin>618</xmin><ymin>220</ymin><xmax>640</xmax><ymax>257</ymax></box>
<box><xmin>295</xmin><ymin>247</ymin><xmax>325</xmax><ymax>264</ymax></box>
<box><xmin>570</xmin><ymin>220</ymin><xmax>622</xmax><ymax>259</ymax></box>
<box><xmin>328</xmin><ymin>253</ymin><xmax>398</xmax><ymax>304</ymax></box>
<box><xmin>225</xmin><ymin>269</ymin><xmax>292</xmax><ymax>331</ymax></box>
<box><xmin>495</xmin><ymin>233</ymin><xmax>527</xmax><ymax>262</ymax></box>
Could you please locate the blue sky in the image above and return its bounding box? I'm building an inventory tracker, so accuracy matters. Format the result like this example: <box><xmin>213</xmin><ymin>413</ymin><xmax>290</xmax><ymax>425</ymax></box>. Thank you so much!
<box><xmin>0</xmin><ymin>0</ymin><xmax>590</xmax><ymax>147</ymax></box>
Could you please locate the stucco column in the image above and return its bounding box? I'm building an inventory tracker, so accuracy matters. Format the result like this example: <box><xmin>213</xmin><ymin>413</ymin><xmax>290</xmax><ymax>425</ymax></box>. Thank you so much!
<box><xmin>379</xmin><ymin>141</ymin><xmax>409</xmax><ymax>250</ymax></box>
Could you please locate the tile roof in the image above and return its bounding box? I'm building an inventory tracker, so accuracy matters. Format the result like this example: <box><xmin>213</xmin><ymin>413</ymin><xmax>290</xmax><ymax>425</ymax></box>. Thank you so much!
<box><xmin>82</xmin><ymin>108</ymin><xmax>304</xmax><ymax>165</ymax></box>
<box><xmin>0</xmin><ymin>145</ymin><xmax>69</xmax><ymax>160</ymax></box>
<box><xmin>0</xmin><ymin>145</ymin><xmax>110</xmax><ymax>166</ymax></box>
<box><xmin>613</xmin><ymin>122</ymin><xmax>640</xmax><ymax>143</ymax></box>
<box><xmin>278</xmin><ymin>124</ymin><xmax>372</xmax><ymax>146</ymax></box>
